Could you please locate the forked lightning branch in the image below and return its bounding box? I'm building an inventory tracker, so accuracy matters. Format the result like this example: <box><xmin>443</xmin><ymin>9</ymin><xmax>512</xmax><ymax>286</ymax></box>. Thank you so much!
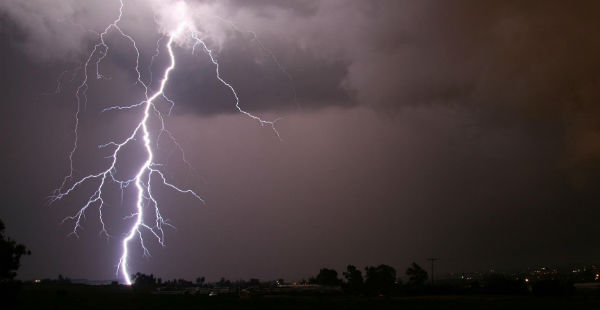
<box><xmin>50</xmin><ymin>0</ymin><xmax>279</xmax><ymax>285</ymax></box>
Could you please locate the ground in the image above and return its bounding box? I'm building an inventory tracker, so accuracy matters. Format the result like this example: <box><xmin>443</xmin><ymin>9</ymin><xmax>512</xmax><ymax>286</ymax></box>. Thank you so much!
<box><xmin>5</xmin><ymin>284</ymin><xmax>600</xmax><ymax>309</ymax></box>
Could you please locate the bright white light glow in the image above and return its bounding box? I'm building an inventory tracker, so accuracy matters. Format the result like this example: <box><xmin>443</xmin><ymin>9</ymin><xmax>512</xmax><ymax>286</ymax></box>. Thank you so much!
<box><xmin>51</xmin><ymin>0</ymin><xmax>279</xmax><ymax>285</ymax></box>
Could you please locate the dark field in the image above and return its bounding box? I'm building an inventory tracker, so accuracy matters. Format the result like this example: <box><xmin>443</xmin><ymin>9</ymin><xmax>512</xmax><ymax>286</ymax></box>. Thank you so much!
<box><xmin>4</xmin><ymin>284</ymin><xmax>600</xmax><ymax>310</ymax></box>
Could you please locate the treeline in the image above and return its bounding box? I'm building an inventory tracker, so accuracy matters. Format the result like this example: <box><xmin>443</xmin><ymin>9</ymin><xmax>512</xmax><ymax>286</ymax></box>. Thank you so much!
<box><xmin>131</xmin><ymin>261</ymin><xmax>576</xmax><ymax>297</ymax></box>
<box><xmin>308</xmin><ymin>263</ymin><xmax>429</xmax><ymax>296</ymax></box>
<box><xmin>305</xmin><ymin>264</ymin><xmax>576</xmax><ymax>296</ymax></box>
<box><xmin>131</xmin><ymin>262</ymin><xmax>431</xmax><ymax>296</ymax></box>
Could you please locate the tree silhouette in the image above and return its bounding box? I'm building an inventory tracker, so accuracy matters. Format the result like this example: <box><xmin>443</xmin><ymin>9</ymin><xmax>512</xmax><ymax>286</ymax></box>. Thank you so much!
<box><xmin>217</xmin><ymin>277</ymin><xmax>231</xmax><ymax>287</ymax></box>
<box><xmin>311</xmin><ymin>268</ymin><xmax>340</xmax><ymax>286</ymax></box>
<box><xmin>364</xmin><ymin>264</ymin><xmax>396</xmax><ymax>295</ymax></box>
<box><xmin>406</xmin><ymin>262</ymin><xmax>428</xmax><ymax>287</ymax></box>
<box><xmin>132</xmin><ymin>273</ymin><xmax>157</xmax><ymax>292</ymax></box>
<box><xmin>248</xmin><ymin>278</ymin><xmax>260</xmax><ymax>286</ymax></box>
<box><xmin>342</xmin><ymin>265</ymin><xmax>364</xmax><ymax>294</ymax></box>
<box><xmin>57</xmin><ymin>274</ymin><xmax>72</xmax><ymax>284</ymax></box>
<box><xmin>0</xmin><ymin>218</ymin><xmax>30</xmax><ymax>281</ymax></box>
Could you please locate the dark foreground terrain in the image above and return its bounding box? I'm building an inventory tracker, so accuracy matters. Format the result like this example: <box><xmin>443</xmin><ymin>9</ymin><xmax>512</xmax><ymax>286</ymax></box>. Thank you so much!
<box><xmin>3</xmin><ymin>284</ymin><xmax>600</xmax><ymax>310</ymax></box>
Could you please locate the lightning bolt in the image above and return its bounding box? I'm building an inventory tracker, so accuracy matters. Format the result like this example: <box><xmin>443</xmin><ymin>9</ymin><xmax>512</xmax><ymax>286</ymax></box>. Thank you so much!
<box><xmin>51</xmin><ymin>0</ymin><xmax>280</xmax><ymax>285</ymax></box>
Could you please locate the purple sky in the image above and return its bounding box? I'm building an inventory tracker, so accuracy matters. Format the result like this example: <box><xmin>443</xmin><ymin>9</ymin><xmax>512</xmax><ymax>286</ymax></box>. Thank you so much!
<box><xmin>1</xmin><ymin>0</ymin><xmax>600</xmax><ymax>282</ymax></box>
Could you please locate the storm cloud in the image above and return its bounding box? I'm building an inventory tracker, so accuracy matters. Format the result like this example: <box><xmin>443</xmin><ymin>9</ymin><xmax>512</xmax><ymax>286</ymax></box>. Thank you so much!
<box><xmin>3</xmin><ymin>1</ymin><xmax>599</xmax><ymax>115</ymax></box>
<box><xmin>1</xmin><ymin>0</ymin><xmax>600</xmax><ymax>281</ymax></box>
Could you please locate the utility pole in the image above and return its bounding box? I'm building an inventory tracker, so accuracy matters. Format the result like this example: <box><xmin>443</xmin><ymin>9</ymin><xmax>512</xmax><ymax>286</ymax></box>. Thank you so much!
<box><xmin>427</xmin><ymin>258</ymin><xmax>438</xmax><ymax>286</ymax></box>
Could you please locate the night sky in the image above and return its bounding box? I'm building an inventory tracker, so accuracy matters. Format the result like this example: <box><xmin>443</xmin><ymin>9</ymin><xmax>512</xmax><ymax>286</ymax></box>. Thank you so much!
<box><xmin>1</xmin><ymin>0</ymin><xmax>600</xmax><ymax>283</ymax></box>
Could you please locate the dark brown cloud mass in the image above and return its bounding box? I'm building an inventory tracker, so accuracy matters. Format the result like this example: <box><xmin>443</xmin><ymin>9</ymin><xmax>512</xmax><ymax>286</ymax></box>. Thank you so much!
<box><xmin>1</xmin><ymin>0</ymin><xmax>600</xmax><ymax>282</ymax></box>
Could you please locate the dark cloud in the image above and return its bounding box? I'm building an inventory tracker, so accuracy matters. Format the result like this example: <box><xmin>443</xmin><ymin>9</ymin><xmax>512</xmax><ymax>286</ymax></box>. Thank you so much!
<box><xmin>164</xmin><ymin>37</ymin><xmax>351</xmax><ymax>115</ymax></box>
<box><xmin>3</xmin><ymin>1</ymin><xmax>597</xmax><ymax>118</ymax></box>
<box><xmin>2</xmin><ymin>1</ymin><xmax>600</xmax><ymax>116</ymax></box>
<box><xmin>1</xmin><ymin>0</ymin><xmax>600</xmax><ymax>282</ymax></box>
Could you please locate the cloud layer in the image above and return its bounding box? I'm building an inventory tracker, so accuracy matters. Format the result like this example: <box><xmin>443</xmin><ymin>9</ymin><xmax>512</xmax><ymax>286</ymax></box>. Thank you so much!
<box><xmin>2</xmin><ymin>0</ymin><xmax>600</xmax><ymax>281</ymax></box>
